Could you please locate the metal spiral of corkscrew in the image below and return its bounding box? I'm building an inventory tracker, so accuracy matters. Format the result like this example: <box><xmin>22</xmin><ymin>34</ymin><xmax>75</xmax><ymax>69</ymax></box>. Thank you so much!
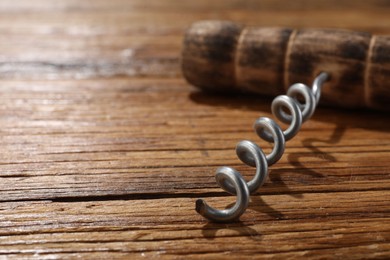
<box><xmin>195</xmin><ymin>72</ymin><xmax>330</xmax><ymax>222</ymax></box>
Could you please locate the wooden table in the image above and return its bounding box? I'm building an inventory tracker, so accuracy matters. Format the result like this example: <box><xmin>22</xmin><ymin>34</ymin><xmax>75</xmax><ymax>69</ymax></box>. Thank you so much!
<box><xmin>1</xmin><ymin>1</ymin><xmax>389</xmax><ymax>258</ymax></box>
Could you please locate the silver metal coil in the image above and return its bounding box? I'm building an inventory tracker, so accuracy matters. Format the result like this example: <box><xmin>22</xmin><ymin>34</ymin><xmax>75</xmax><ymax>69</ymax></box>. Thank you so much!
<box><xmin>195</xmin><ymin>72</ymin><xmax>329</xmax><ymax>222</ymax></box>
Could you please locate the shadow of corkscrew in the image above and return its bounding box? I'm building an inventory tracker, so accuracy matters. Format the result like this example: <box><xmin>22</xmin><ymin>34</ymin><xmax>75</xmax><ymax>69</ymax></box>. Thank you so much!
<box><xmin>189</xmin><ymin>91</ymin><xmax>389</xmax><ymax>132</ymax></box>
<box><xmin>264</xmin><ymin>125</ymin><xmax>346</xmax><ymax>200</ymax></box>
<box><xmin>201</xmin><ymin>221</ymin><xmax>262</xmax><ymax>241</ymax></box>
<box><xmin>190</xmin><ymin>90</ymin><xmax>388</xmax><ymax>237</ymax></box>
<box><xmin>197</xmin><ymin>124</ymin><xmax>346</xmax><ymax>239</ymax></box>
<box><xmin>289</xmin><ymin>125</ymin><xmax>346</xmax><ymax>176</ymax></box>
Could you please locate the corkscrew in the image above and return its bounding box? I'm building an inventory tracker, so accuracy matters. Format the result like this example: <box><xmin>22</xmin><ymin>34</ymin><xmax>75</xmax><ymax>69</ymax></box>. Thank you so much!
<box><xmin>195</xmin><ymin>72</ymin><xmax>329</xmax><ymax>222</ymax></box>
<box><xmin>183</xmin><ymin>20</ymin><xmax>389</xmax><ymax>221</ymax></box>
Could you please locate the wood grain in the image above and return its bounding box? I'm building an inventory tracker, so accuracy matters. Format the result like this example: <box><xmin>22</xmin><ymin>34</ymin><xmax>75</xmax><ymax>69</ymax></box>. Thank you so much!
<box><xmin>0</xmin><ymin>192</ymin><xmax>389</xmax><ymax>258</ymax></box>
<box><xmin>0</xmin><ymin>0</ymin><xmax>389</xmax><ymax>258</ymax></box>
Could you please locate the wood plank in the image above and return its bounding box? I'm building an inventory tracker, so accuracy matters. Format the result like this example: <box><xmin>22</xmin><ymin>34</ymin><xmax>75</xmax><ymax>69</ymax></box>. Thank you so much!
<box><xmin>0</xmin><ymin>1</ymin><xmax>389</xmax><ymax>80</ymax></box>
<box><xmin>0</xmin><ymin>78</ymin><xmax>389</xmax><ymax>202</ymax></box>
<box><xmin>0</xmin><ymin>191</ymin><xmax>389</xmax><ymax>258</ymax></box>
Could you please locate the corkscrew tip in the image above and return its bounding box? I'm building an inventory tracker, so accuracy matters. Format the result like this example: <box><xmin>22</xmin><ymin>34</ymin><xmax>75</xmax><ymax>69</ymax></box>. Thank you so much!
<box><xmin>195</xmin><ymin>199</ymin><xmax>206</xmax><ymax>215</ymax></box>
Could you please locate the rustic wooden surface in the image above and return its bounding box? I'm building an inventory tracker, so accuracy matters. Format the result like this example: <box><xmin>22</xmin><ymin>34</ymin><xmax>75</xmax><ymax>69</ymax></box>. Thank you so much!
<box><xmin>0</xmin><ymin>0</ymin><xmax>389</xmax><ymax>258</ymax></box>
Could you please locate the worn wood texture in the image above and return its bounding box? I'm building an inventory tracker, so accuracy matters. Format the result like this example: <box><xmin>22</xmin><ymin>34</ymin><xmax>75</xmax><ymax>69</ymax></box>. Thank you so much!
<box><xmin>0</xmin><ymin>0</ymin><xmax>389</xmax><ymax>258</ymax></box>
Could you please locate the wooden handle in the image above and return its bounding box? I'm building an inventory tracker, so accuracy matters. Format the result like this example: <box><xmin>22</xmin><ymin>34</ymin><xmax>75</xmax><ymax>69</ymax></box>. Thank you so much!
<box><xmin>182</xmin><ymin>20</ymin><xmax>390</xmax><ymax>111</ymax></box>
